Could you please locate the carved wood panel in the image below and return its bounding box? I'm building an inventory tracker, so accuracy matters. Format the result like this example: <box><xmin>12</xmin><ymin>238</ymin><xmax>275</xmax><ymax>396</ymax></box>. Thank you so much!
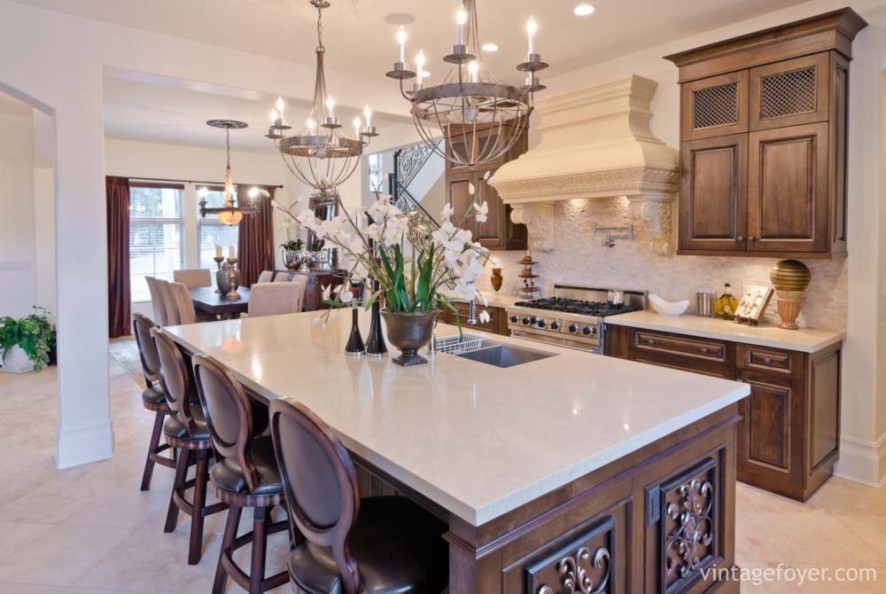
<box><xmin>525</xmin><ymin>516</ymin><xmax>615</xmax><ymax>594</ymax></box>
<box><xmin>655</xmin><ymin>458</ymin><xmax>719</xmax><ymax>594</ymax></box>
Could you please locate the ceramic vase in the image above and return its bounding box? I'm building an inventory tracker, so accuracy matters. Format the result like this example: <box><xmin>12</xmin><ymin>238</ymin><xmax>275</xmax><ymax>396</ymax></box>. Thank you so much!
<box><xmin>770</xmin><ymin>260</ymin><xmax>811</xmax><ymax>330</ymax></box>
<box><xmin>491</xmin><ymin>268</ymin><xmax>503</xmax><ymax>293</ymax></box>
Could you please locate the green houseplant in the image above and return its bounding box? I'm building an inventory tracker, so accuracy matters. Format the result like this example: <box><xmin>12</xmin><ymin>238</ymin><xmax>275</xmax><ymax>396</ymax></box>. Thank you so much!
<box><xmin>0</xmin><ymin>307</ymin><xmax>56</xmax><ymax>372</ymax></box>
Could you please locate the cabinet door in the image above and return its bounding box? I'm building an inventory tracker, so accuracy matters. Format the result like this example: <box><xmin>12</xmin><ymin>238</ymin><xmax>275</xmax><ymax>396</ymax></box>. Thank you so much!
<box><xmin>736</xmin><ymin>371</ymin><xmax>801</xmax><ymax>492</ymax></box>
<box><xmin>750</xmin><ymin>53</ymin><xmax>830</xmax><ymax>131</ymax></box>
<box><xmin>747</xmin><ymin>123</ymin><xmax>829</xmax><ymax>253</ymax></box>
<box><xmin>679</xmin><ymin>134</ymin><xmax>748</xmax><ymax>252</ymax></box>
<box><xmin>682</xmin><ymin>71</ymin><xmax>749</xmax><ymax>140</ymax></box>
<box><xmin>473</xmin><ymin>173</ymin><xmax>504</xmax><ymax>248</ymax></box>
<box><xmin>447</xmin><ymin>177</ymin><xmax>476</xmax><ymax>236</ymax></box>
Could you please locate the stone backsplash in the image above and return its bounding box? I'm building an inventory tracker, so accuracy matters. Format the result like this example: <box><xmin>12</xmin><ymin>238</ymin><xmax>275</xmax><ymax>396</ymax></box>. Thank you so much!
<box><xmin>479</xmin><ymin>198</ymin><xmax>847</xmax><ymax>330</ymax></box>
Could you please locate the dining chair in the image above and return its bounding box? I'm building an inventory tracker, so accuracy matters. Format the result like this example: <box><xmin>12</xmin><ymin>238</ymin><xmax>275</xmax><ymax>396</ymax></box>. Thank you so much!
<box><xmin>270</xmin><ymin>398</ymin><xmax>449</xmax><ymax>594</ymax></box>
<box><xmin>256</xmin><ymin>270</ymin><xmax>274</xmax><ymax>284</ymax></box>
<box><xmin>244</xmin><ymin>282</ymin><xmax>304</xmax><ymax>318</ymax></box>
<box><xmin>132</xmin><ymin>313</ymin><xmax>176</xmax><ymax>491</ymax></box>
<box><xmin>150</xmin><ymin>328</ymin><xmax>227</xmax><ymax>565</ymax></box>
<box><xmin>155</xmin><ymin>279</ymin><xmax>181</xmax><ymax>326</ymax></box>
<box><xmin>192</xmin><ymin>355</ymin><xmax>289</xmax><ymax>594</ymax></box>
<box><xmin>145</xmin><ymin>276</ymin><xmax>169</xmax><ymax>326</ymax></box>
<box><xmin>168</xmin><ymin>281</ymin><xmax>198</xmax><ymax>325</ymax></box>
<box><xmin>174</xmin><ymin>268</ymin><xmax>213</xmax><ymax>289</ymax></box>
<box><xmin>273</xmin><ymin>272</ymin><xmax>292</xmax><ymax>282</ymax></box>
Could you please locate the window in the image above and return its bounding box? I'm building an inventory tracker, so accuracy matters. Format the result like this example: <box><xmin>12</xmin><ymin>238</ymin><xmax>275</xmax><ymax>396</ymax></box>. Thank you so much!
<box><xmin>197</xmin><ymin>187</ymin><xmax>240</xmax><ymax>270</ymax></box>
<box><xmin>129</xmin><ymin>183</ymin><xmax>185</xmax><ymax>302</ymax></box>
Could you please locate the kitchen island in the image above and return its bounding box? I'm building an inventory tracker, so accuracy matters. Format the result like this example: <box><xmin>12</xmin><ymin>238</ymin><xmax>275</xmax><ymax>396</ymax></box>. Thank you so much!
<box><xmin>166</xmin><ymin>310</ymin><xmax>749</xmax><ymax>594</ymax></box>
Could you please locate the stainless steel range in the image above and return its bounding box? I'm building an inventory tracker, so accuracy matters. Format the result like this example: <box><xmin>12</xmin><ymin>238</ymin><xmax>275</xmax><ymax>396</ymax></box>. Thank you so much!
<box><xmin>506</xmin><ymin>285</ymin><xmax>646</xmax><ymax>353</ymax></box>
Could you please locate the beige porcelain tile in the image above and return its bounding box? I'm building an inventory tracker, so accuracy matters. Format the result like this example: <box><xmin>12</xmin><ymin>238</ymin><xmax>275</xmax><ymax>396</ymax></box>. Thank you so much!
<box><xmin>0</xmin><ymin>522</ymin><xmax>55</xmax><ymax>559</ymax></box>
<box><xmin>0</xmin><ymin>524</ymin><xmax>132</xmax><ymax>586</ymax></box>
<box><xmin>2</xmin><ymin>585</ymin><xmax>141</xmax><ymax>594</ymax></box>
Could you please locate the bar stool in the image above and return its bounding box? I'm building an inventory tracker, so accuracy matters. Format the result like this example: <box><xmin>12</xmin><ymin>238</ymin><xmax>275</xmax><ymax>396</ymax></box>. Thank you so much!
<box><xmin>269</xmin><ymin>398</ymin><xmax>449</xmax><ymax>594</ymax></box>
<box><xmin>150</xmin><ymin>328</ymin><xmax>227</xmax><ymax>565</ymax></box>
<box><xmin>192</xmin><ymin>355</ymin><xmax>289</xmax><ymax>594</ymax></box>
<box><xmin>132</xmin><ymin>313</ymin><xmax>176</xmax><ymax>491</ymax></box>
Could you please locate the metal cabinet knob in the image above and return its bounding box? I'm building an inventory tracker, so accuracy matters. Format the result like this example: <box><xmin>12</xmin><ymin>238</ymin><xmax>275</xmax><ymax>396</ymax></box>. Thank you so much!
<box><xmin>763</xmin><ymin>357</ymin><xmax>773</xmax><ymax>364</ymax></box>
<box><xmin>737</xmin><ymin>236</ymin><xmax>745</xmax><ymax>241</ymax></box>
<box><xmin>749</xmin><ymin>236</ymin><xmax>757</xmax><ymax>242</ymax></box>
<box><xmin>647</xmin><ymin>339</ymin><xmax>655</xmax><ymax>345</ymax></box>
<box><xmin>700</xmin><ymin>347</ymin><xmax>709</xmax><ymax>353</ymax></box>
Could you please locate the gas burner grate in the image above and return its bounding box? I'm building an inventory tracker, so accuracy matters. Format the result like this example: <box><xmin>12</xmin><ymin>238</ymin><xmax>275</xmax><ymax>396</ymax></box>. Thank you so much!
<box><xmin>514</xmin><ymin>297</ymin><xmax>642</xmax><ymax>317</ymax></box>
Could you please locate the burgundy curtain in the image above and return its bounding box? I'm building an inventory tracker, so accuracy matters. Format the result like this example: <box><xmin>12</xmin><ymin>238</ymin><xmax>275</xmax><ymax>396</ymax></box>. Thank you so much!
<box><xmin>106</xmin><ymin>176</ymin><xmax>131</xmax><ymax>338</ymax></box>
<box><xmin>238</xmin><ymin>186</ymin><xmax>275</xmax><ymax>287</ymax></box>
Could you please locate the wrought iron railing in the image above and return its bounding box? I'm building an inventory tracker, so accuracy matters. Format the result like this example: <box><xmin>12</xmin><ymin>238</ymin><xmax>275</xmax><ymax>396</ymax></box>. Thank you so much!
<box><xmin>389</xmin><ymin>140</ymin><xmax>442</xmax><ymax>230</ymax></box>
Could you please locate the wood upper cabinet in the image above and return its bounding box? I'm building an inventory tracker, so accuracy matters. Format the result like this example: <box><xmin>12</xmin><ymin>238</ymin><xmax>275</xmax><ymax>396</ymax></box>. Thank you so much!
<box><xmin>445</xmin><ymin>125</ymin><xmax>528</xmax><ymax>251</ymax></box>
<box><xmin>666</xmin><ymin>9</ymin><xmax>866</xmax><ymax>259</ymax></box>
<box><xmin>680</xmin><ymin>134</ymin><xmax>748</xmax><ymax>252</ymax></box>
<box><xmin>747</xmin><ymin>123</ymin><xmax>829</xmax><ymax>253</ymax></box>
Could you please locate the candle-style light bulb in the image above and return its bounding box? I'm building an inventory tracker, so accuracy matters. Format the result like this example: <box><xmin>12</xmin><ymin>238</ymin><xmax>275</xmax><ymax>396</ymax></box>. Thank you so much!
<box><xmin>275</xmin><ymin>97</ymin><xmax>286</xmax><ymax>118</ymax></box>
<box><xmin>306</xmin><ymin>117</ymin><xmax>316</xmax><ymax>135</ymax></box>
<box><xmin>469</xmin><ymin>60</ymin><xmax>479</xmax><ymax>83</ymax></box>
<box><xmin>416</xmin><ymin>51</ymin><xmax>426</xmax><ymax>85</ymax></box>
<box><xmin>456</xmin><ymin>5</ymin><xmax>467</xmax><ymax>47</ymax></box>
<box><xmin>396</xmin><ymin>26</ymin><xmax>407</xmax><ymax>64</ymax></box>
<box><xmin>526</xmin><ymin>17</ymin><xmax>538</xmax><ymax>56</ymax></box>
<box><xmin>363</xmin><ymin>105</ymin><xmax>373</xmax><ymax>128</ymax></box>
<box><xmin>353</xmin><ymin>117</ymin><xmax>362</xmax><ymax>137</ymax></box>
<box><xmin>269</xmin><ymin>109</ymin><xmax>278</xmax><ymax>123</ymax></box>
<box><xmin>325</xmin><ymin>97</ymin><xmax>335</xmax><ymax>119</ymax></box>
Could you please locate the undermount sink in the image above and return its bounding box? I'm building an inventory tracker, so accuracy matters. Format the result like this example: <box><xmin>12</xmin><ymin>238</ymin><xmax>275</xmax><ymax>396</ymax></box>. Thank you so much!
<box><xmin>455</xmin><ymin>342</ymin><xmax>557</xmax><ymax>368</ymax></box>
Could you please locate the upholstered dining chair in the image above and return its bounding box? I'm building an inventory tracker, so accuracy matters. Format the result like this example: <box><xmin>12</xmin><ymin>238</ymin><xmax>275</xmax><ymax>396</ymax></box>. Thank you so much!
<box><xmin>192</xmin><ymin>355</ymin><xmax>289</xmax><ymax>594</ymax></box>
<box><xmin>155</xmin><ymin>279</ymin><xmax>181</xmax><ymax>326</ymax></box>
<box><xmin>174</xmin><ymin>268</ymin><xmax>213</xmax><ymax>289</ymax></box>
<box><xmin>244</xmin><ymin>282</ymin><xmax>305</xmax><ymax>319</ymax></box>
<box><xmin>256</xmin><ymin>270</ymin><xmax>274</xmax><ymax>284</ymax></box>
<box><xmin>145</xmin><ymin>276</ymin><xmax>168</xmax><ymax>326</ymax></box>
<box><xmin>168</xmin><ymin>281</ymin><xmax>198</xmax><ymax>325</ymax></box>
<box><xmin>150</xmin><ymin>328</ymin><xmax>227</xmax><ymax>565</ymax></box>
<box><xmin>131</xmin><ymin>313</ymin><xmax>176</xmax><ymax>491</ymax></box>
<box><xmin>273</xmin><ymin>272</ymin><xmax>292</xmax><ymax>282</ymax></box>
<box><xmin>270</xmin><ymin>398</ymin><xmax>449</xmax><ymax>594</ymax></box>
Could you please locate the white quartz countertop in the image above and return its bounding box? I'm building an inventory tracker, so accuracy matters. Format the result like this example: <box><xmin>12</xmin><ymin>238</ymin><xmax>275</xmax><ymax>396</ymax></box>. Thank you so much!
<box><xmin>607</xmin><ymin>311</ymin><xmax>845</xmax><ymax>353</ymax></box>
<box><xmin>166</xmin><ymin>310</ymin><xmax>748</xmax><ymax>526</ymax></box>
<box><xmin>441</xmin><ymin>291</ymin><xmax>523</xmax><ymax>309</ymax></box>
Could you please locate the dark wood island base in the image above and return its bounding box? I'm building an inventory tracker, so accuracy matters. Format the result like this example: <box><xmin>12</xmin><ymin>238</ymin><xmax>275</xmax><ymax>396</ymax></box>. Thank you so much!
<box><xmin>359</xmin><ymin>404</ymin><xmax>741</xmax><ymax>594</ymax></box>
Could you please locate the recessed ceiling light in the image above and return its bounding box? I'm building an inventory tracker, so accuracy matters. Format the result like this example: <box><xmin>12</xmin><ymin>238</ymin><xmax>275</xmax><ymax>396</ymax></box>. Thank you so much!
<box><xmin>384</xmin><ymin>12</ymin><xmax>415</xmax><ymax>26</ymax></box>
<box><xmin>482</xmin><ymin>42</ymin><xmax>500</xmax><ymax>52</ymax></box>
<box><xmin>574</xmin><ymin>4</ymin><xmax>595</xmax><ymax>17</ymax></box>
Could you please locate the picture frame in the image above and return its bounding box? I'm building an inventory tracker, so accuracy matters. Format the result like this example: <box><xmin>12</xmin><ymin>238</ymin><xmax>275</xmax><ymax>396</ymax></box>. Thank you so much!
<box><xmin>735</xmin><ymin>285</ymin><xmax>775</xmax><ymax>325</ymax></box>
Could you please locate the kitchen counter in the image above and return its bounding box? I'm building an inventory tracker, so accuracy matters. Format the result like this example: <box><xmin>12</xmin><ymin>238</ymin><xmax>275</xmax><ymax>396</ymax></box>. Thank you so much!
<box><xmin>167</xmin><ymin>309</ymin><xmax>747</xmax><ymax>525</ymax></box>
<box><xmin>441</xmin><ymin>291</ymin><xmax>523</xmax><ymax>309</ymax></box>
<box><xmin>607</xmin><ymin>310</ymin><xmax>845</xmax><ymax>353</ymax></box>
<box><xmin>166</xmin><ymin>309</ymin><xmax>747</xmax><ymax>592</ymax></box>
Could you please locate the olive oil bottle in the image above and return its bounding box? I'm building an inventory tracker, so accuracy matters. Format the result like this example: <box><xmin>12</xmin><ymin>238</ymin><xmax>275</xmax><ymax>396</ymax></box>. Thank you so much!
<box><xmin>715</xmin><ymin>283</ymin><xmax>738</xmax><ymax>321</ymax></box>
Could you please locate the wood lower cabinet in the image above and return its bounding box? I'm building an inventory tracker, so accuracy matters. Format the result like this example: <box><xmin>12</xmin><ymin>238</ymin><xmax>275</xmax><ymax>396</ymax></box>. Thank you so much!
<box><xmin>607</xmin><ymin>325</ymin><xmax>841</xmax><ymax>501</ymax></box>
<box><xmin>666</xmin><ymin>9</ymin><xmax>866</xmax><ymax>259</ymax></box>
<box><xmin>438</xmin><ymin>302</ymin><xmax>509</xmax><ymax>336</ymax></box>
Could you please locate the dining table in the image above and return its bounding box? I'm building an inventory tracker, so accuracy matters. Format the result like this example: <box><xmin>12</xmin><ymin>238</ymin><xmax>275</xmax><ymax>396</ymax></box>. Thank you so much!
<box><xmin>189</xmin><ymin>286</ymin><xmax>250</xmax><ymax>319</ymax></box>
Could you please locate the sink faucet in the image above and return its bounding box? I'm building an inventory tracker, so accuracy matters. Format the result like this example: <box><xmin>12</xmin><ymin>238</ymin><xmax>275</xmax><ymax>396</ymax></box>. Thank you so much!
<box><xmin>467</xmin><ymin>299</ymin><xmax>479</xmax><ymax>325</ymax></box>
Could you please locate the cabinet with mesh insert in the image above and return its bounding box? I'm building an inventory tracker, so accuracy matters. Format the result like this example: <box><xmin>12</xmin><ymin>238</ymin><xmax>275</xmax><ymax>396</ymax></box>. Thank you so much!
<box><xmin>666</xmin><ymin>9</ymin><xmax>866</xmax><ymax>259</ymax></box>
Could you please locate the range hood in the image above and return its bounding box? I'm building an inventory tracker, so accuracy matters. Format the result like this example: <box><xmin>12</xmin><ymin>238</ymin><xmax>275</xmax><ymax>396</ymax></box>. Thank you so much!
<box><xmin>490</xmin><ymin>75</ymin><xmax>679</xmax><ymax>253</ymax></box>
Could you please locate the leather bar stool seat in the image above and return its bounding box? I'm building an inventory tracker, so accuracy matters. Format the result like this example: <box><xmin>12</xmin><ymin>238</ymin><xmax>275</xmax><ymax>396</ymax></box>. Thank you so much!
<box><xmin>163</xmin><ymin>403</ymin><xmax>211</xmax><ymax>444</ymax></box>
<box><xmin>289</xmin><ymin>497</ymin><xmax>448</xmax><ymax>594</ymax></box>
<box><xmin>210</xmin><ymin>436</ymin><xmax>283</xmax><ymax>497</ymax></box>
<box><xmin>141</xmin><ymin>384</ymin><xmax>169</xmax><ymax>411</ymax></box>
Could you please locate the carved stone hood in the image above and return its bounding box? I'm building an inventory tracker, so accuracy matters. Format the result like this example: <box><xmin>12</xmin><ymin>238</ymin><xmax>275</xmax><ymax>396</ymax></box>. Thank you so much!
<box><xmin>490</xmin><ymin>75</ymin><xmax>679</xmax><ymax>253</ymax></box>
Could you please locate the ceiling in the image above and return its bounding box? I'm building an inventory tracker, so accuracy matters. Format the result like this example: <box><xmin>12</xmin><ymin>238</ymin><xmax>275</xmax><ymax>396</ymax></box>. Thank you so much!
<box><xmin>13</xmin><ymin>0</ymin><xmax>808</xmax><ymax>82</ymax></box>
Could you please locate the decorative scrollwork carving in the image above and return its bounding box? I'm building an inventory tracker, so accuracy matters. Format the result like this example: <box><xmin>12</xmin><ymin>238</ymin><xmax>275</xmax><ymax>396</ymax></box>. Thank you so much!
<box><xmin>536</xmin><ymin>546</ymin><xmax>611</xmax><ymax>594</ymax></box>
<box><xmin>664</xmin><ymin>477</ymin><xmax>714</xmax><ymax>583</ymax></box>
<box><xmin>396</xmin><ymin>141</ymin><xmax>438</xmax><ymax>189</ymax></box>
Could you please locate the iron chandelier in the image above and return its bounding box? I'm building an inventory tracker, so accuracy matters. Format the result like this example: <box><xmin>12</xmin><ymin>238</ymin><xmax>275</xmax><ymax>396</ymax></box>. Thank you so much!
<box><xmin>199</xmin><ymin>119</ymin><xmax>257</xmax><ymax>226</ymax></box>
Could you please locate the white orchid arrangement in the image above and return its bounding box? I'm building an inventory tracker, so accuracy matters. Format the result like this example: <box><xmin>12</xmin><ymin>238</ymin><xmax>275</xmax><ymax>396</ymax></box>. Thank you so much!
<box><xmin>297</xmin><ymin>182</ymin><xmax>491</xmax><ymax>320</ymax></box>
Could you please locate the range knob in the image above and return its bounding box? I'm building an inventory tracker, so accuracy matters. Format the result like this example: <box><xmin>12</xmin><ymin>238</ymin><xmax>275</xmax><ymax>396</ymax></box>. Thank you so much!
<box><xmin>510</xmin><ymin>315</ymin><xmax>519</xmax><ymax>324</ymax></box>
<box><xmin>568</xmin><ymin>323</ymin><xmax>579</xmax><ymax>334</ymax></box>
<box><xmin>522</xmin><ymin>317</ymin><xmax>531</xmax><ymax>326</ymax></box>
<box><xmin>536</xmin><ymin>319</ymin><xmax>547</xmax><ymax>329</ymax></box>
<box><xmin>529</xmin><ymin>315</ymin><xmax>538</xmax><ymax>325</ymax></box>
<box><xmin>550</xmin><ymin>321</ymin><xmax>561</xmax><ymax>331</ymax></box>
<box><xmin>582</xmin><ymin>326</ymin><xmax>596</xmax><ymax>336</ymax></box>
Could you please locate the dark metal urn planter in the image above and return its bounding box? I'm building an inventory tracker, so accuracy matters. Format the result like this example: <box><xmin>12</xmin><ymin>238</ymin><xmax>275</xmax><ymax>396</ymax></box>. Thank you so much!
<box><xmin>381</xmin><ymin>310</ymin><xmax>438</xmax><ymax>367</ymax></box>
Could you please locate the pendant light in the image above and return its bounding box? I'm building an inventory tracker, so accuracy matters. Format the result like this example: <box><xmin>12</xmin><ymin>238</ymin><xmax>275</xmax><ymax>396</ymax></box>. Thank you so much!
<box><xmin>199</xmin><ymin>120</ymin><xmax>256</xmax><ymax>226</ymax></box>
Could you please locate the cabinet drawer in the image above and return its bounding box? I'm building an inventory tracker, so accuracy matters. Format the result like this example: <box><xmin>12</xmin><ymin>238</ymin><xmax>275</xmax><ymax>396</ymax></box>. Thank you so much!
<box><xmin>634</xmin><ymin>331</ymin><xmax>727</xmax><ymax>362</ymax></box>
<box><xmin>737</xmin><ymin>344</ymin><xmax>794</xmax><ymax>374</ymax></box>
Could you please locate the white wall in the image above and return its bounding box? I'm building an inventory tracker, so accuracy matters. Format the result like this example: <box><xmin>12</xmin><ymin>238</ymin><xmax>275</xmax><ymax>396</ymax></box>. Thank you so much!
<box><xmin>0</xmin><ymin>98</ymin><xmax>36</xmax><ymax>318</ymax></box>
<box><xmin>481</xmin><ymin>0</ymin><xmax>886</xmax><ymax>486</ymax></box>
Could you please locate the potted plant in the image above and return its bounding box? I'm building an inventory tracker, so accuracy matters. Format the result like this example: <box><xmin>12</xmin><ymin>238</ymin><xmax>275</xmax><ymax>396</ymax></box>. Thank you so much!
<box><xmin>300</xmin><ymin>183</ymin><xmax>489</xmax><ymax>366</ymax></box>
<box><xmin>0</xmin><ymin>307</ymin><xmax>56</xmax><ymax>373</ymax></box>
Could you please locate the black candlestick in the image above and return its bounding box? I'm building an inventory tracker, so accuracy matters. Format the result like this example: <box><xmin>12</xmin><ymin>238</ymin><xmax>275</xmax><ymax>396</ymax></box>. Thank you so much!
<box><xmin>365</xmin><ymin>282</ymin><xmax>387</xmax><ymax>357</ymax></box>
<box><xmin>345</xmin><ymin>306</ymin><xmax>365</xmax><ymax>356</ymax></box>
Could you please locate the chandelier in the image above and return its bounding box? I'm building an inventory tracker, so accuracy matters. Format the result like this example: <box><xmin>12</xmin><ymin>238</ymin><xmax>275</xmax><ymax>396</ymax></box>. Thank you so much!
<box><xmin>386</xmin><ymin>0</ymin><xmax>548</xmax><ymax>170</ymax></box>
<box><xmin>267</xmin><ymin>0</ymin><xmax>379</xmax><ymax>192</ymax></box>
<box><xmin>199</xmin><ymin>120</ymin><xmax>257</xmax><ymax>226</ymax></box>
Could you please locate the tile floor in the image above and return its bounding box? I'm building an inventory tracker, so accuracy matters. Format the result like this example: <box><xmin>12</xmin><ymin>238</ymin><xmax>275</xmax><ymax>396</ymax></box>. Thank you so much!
<box><xmin>0</xmin><ymin>350</ymin><xmax>883</xmax><ymax>593</ymax></box>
